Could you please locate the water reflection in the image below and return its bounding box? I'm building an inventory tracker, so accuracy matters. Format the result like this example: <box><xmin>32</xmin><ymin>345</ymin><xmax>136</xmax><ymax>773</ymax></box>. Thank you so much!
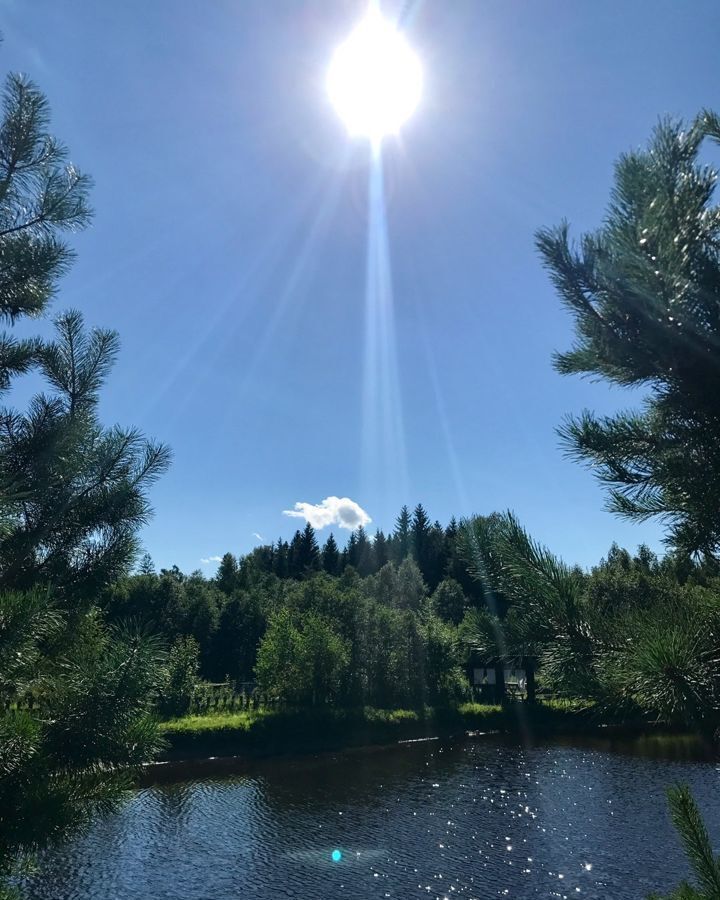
<box><xmin>23</xmin><ymin>735</ymin><xmax>720</xmax><ymax>900</ymax></box>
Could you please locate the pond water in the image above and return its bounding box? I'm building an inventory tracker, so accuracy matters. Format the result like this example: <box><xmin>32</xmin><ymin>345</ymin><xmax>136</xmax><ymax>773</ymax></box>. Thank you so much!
<box><xmin>22</xmin><ymin>734</ymin><xmax>720</xmax><ymax>900</ymax></box>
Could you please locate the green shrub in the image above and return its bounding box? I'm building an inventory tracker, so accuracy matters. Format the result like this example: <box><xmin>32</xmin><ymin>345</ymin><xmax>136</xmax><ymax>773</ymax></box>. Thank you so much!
<box><xmin>157</xmin><ymin>637</ymin><xmax>200</xmax><ymax>718</ymax></box>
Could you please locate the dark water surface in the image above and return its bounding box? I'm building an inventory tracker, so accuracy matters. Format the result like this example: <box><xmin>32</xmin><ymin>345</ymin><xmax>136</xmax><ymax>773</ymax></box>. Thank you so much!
<box><xmin>23</xmin><ymin>735</ymin><xmax>720</xmax><ymax>900</ymax></box>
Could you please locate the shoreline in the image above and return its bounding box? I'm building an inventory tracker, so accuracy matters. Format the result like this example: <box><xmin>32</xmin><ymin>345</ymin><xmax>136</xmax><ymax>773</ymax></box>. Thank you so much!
<box><xmin>140</xmin><ymin>702</ymin><xmax>713</xmax><ymax>785</ymax></box>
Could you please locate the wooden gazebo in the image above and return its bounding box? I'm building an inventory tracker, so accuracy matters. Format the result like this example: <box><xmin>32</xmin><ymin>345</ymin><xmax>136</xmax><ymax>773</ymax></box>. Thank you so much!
<box><xmin>464</xmin><ymin>643</ymin><xmax>537</xmax><ymax>704</ymax></box>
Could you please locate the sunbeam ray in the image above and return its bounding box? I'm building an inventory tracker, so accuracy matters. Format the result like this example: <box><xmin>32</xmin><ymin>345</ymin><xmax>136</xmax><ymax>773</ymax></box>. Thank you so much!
<box><xmin>232</xmin><ymin>147</ymin><xmax>354</xmax><ymax>401</ymax></box>
<box><xmin>362</xmin><ymin>149</ymin><xmax>408</xmax><ymax>519</ymax></box>
<box><xmin>418</xmin><ymin>317</ymin><xmax>471</xmax><ymax>515</ymax></box>
<box><xmin>136</xmin><ymin>178</ymin><xmax>325</xmax><ymax>420</ymax></box>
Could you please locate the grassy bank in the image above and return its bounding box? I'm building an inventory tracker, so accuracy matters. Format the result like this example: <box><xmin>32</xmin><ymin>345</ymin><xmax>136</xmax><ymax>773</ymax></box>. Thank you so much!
<box><xmin>157</xmin><ymin>700</ymin><xmax>601</xmax><ymax>761</ymax></box>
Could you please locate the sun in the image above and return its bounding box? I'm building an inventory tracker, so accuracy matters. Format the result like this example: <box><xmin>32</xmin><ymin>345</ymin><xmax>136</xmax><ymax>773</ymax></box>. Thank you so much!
<box><xmin>326</xmin><ymin>6</ymin><xmax>423</xmax><ymax>143</ymax></box>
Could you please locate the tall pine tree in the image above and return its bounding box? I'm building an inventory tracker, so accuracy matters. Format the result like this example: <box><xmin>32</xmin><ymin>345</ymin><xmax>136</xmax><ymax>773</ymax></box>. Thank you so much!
<box><xmin>0</xmin><ymin>58</ymin><xmax>169</xmax><ymax>890</ymax></box>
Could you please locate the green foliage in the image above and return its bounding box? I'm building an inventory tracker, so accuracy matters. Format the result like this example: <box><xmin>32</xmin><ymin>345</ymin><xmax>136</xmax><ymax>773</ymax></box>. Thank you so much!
<box><xmin>287</xmin><ymin>523</ymin><xmax>320</xmax><ymax>578</ymax></box>
<box><xmin>393</xmin><ymin>505</ymin><xmax>411</xmax><ymax>562</ymax></box>
<box><xmin>0</xmin><ymin>597</ymin><xmax>165</xmax><ymax>879</ymax></box>
<box><xmin>460</xmin><ymin>511</ymin><xmax>720</xmax><ymax>732</ymax></box>
<box><xmin>215</xmin><ymin>553</ymin><xmax>238</xmax><ymax>595</ymax></box>
<box><xmin>158</xmin><ymin>701</ymin><xmax>593</xmax><ymax>761</ymax></box>
<box><xmin>648</xmin><ymin>785</ymin><xmax>720</xmax><ymax>899</ymax></box>
<box><xmin>255</xmin><ymin>608</ymin><xmax>349</xmax><ymax>706</ymax></box>
<box><xmin>157</xmin><ymin>636</ymin><xmax>200</xmax><ymax>718</ymax></box>
<box><xmin>423</xmin><ymin>615</ymin><xmax>468</xmax><ymax>705</ymax></box>
<box><xmin>460</xmin><ymin>512</ymin><xmax>592</xmax><ymax>681</ymax></box>
<box><xmin>211</xmin><ymin>591</ymin><xmax>265</xmax><ymax>683</ymax></box>
<box><xmin>321</xmin><ymin>533</ymin><xmax>341</xmax><ymax>576</ymax></box>
<box><xmin>432</xmin><ymin>577</ymin><xmax>468</xmax><ymax>625</ymax></box>
<box><xmin>0</xmin><ymin>309</ymin><xmax>171</xmax><ymax>606</ymax></box>
<box><xmin>0</xmin><ymin>72</ymin><xmax>91</xmax><ymax>393</ymax></box>
<box><xmin>0</xmin><ymin>53</ymin><xmax>168</xmax><ymax>893</ymax></box>
<box><xmin>538</xmin><ymin>111</ymin><xmax>720</xmax><ymax>558</ymax></box>
<box><xmin>396</xmin><ymin>557</ymin><xmax>427</xmax><ymax>610</ymax></box>
<box><xmin>603</xmin><ymin>593</ymin><xmax>720</xmax><ymax>734</ymax></box>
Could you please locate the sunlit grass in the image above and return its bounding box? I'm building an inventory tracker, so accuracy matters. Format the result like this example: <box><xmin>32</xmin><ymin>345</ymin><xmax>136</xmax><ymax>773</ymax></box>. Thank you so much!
<box><xmin>158</xmin><ymin>701</ymin><xmax>594</xmax><ymax>749</ymax></box>
<box><xmin>160</xmin><ymin>709</ymin><xmax>266</xmax><ymax>735</ymax></box>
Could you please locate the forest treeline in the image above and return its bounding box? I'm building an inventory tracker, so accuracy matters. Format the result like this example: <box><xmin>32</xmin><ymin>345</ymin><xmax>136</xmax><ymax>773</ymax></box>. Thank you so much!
<box><xmin>105</xmin><ymin>512</ymin><xmax>720</xmax><ymax>728</ymax></box>
<box><xmin>108</xmin><ymin>507</ymin><xmax>482</xmax><ymax>710</ymax></box>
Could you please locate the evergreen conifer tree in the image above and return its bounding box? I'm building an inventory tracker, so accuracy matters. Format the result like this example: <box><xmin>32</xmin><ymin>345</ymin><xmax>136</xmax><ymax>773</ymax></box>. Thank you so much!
<box><xmin>538</xmin><ymin>111</ymin><xmax>720</xmax><ymax>557</ymax></box>
<box><xmin>373</xmin><ymin>529</ymin><xmax>389</xmax><ymax>570</ymax></box>
<box><xmin>344</xmin><ymin>530</ymin><xmax>359</xmax><ymax>570</ymax></box>
<box><xmin>411</xmin><ymin>503</ymin><xmax>431</xmax><ymax>566</ymax></box>
<box><xmin>216</xmin><ymin>552</ymin><xmax>238</xmax><ymax>595</ymax></box>
<box><xmin>288</xmin><ymin>529</ymin><xmax>303</xmax><ymax>578</ymax></box>
<box><xmin>354</xmin><ymin>526</ymin><xmax>374</xmax><ymax>576</ymax></box>
<box><xmin>393</xmin><ymin>505</ymin><xmax>411</xmax><ymax>562</ymax></box>
<box><xmin>649</xmin><ymin>784</ymin><xmax>720</xmax><ymax>899</ymax></box>
<box><xmin>0</xmin><ymin>73</ymin><xmax>91</xmax><ymax>390</ymax></box>
<box><xmin>273</xmin><ymin>537</ymin><xmax>289</xmax><ymax>578</ymax></box>
<box><xmin>289</xmin><ymin>522</ymin><xmax>320</xmax><ymax>577</ymax></box>
<box><xmin>321</xmin><ymin>533</ymin><xmax>340</xmax><ymax>576</ymax></box>
<box><xmin>0</xmin><ymin>57</ymin><xmax>169</xmax><ymax>890</ymax></box>
<box><xmin>0</xmin><ymin>309</ymin><xmax>170</xmax><ymax>606</ymax></box>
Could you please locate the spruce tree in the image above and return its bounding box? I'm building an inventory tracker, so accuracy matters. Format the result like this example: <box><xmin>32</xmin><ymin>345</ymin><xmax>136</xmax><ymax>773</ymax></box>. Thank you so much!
<box><xmin>345</xmin><ymin>530</ymin><xmax>359</xmax><ymax>570</ymax></box>
<box><xmin>393</xmin><ymin>505</ymin><xmax>411</xmax><ymax>562</ymax></box>
<box><xmin>425</xmin><ymin>521</ymin><xmax>448</xmax><ymax>591</ymax></box>
<box><xmin>372</xmin><ymin>529</ymin><xmax>389</xmax><ymax>570</ymax></box>
<box><xmin>216</xmin><ymin>552</ymin><xmax>238</xmax><ymax>595</ymax></box>
<box><xmin>354</xmin><ymin>525</ymin><xmax>374</xmax><ymax>576</ymax></box>
<box><xmin>321</xmin><ymin>533</ymin><xmax>340</xmax><ymax>576</ymax></box>
<box><xmin>290</xmin><ymin>522</ymin><xmax>320</xmax><ymax>577</ymax></box>
<box><xmin>538</xmin><ymin>111</ymin><xmax>720</xmax><ymax>557</ymax></box>
<box><xmin>288</xmin><ymin>529</ymin><xmax>303</xmax><ymax>578</ymax></box>
<box><xmin>273</xmin><ymin>537</ymin><xmax>289</xmax><ymax>578</ymax></box>
<box><xmin>411</xmin><ymin>503</ymin><xmax>431</xmax><ymax>566</ymax></box>
<box><xmin>211</xmin><ymin>592</ymin><xmax>265</xmax><ymax>683</ymax></box>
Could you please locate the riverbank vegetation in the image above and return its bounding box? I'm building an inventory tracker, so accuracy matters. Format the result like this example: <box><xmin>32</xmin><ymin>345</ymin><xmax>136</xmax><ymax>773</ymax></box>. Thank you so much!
<box><xmin>2</xmin><ymin>37</ymin><xmax>720</xmax><ymax>900</ymax></box>
<box><xmin>156</xmin><ymin>700</ymin><xmax>600</xmax><ymax>760</ymax></box>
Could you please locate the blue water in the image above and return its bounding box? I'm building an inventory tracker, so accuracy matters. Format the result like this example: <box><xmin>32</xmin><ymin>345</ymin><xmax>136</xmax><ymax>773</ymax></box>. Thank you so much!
<box><xmin>23</xmin><ymin>735</ymin><xmax>720</xmax><ymax>899</ymax></box>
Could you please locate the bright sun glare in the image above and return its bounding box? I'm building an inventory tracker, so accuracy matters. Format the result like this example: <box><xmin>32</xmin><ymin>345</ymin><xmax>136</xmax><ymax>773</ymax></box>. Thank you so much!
<box><xmin>326</xmin><ymin>6</ymin><xmax>422</xmax><ymax>142</ymax></box>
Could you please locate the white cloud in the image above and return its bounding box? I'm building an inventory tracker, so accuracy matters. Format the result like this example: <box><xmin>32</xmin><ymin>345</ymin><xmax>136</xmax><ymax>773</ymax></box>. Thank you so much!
<box><xmin>252</xmin><ymin>533</ymin><xmax>264</xmax><ymax>542</ymax></box>
<box><xmin>200</xmin><ymin>555</ymin><xmax>223</xmax><ymax>565</ymax></box>
<box><xmin>283</xmin><ymin>496</ymin><xmax>371</xmax><ymax>531</ymax></box>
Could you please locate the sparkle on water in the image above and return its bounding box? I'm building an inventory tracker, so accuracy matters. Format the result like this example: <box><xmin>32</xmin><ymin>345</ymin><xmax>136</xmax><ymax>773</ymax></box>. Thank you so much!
<box><xmin>326</xmin><ymin>4</ymin><xmax>422</xmax><ymax>143</ymax></box>
<box><xmin>21</xmin><ymin>735</ymin><xmax>720</xmax><ymax>900</ymax></box>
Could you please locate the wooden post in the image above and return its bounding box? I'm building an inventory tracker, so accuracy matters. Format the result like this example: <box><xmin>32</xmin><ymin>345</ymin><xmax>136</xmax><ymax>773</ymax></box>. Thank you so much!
<box><xmin>494</xmin><ymin>662</ymin><xmax>506</xmax><ymax>704</ymax></box>
<box><xmin>525</xmin><ymin>658</ymin><xmax>536</xmax><ymax>704</ymax></box>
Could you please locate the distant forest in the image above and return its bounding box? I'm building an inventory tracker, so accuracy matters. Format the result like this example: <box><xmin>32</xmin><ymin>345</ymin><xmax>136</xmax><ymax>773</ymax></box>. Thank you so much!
<box><xmin>234</xmin><ymin>505</ymin><xmax>473</xmax><ymax>591</ymax></box>
<box><xmin>107</xmin><ymin>504</ymin><xmax>484</xmax><ymax>710</ymax></box>
<box><xmin>104</xmin><ymin>502</ymin><xmax>716</xmax><ymax>718</ymax></box>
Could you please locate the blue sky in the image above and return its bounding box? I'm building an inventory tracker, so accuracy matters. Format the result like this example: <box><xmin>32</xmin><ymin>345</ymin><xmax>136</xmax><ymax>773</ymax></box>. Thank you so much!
<box><xmin>2</xmin><ymin>0</ymin><xmax>720</xmax><ymax>572</ymax></box>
